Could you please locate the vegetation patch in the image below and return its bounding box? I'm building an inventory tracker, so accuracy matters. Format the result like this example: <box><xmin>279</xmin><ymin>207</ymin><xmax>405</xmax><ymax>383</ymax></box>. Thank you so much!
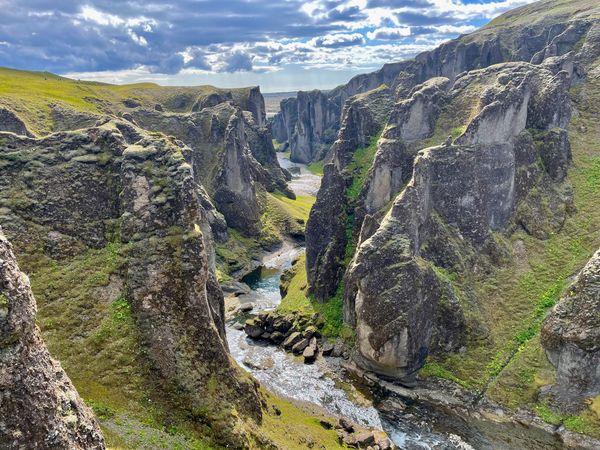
<box><xmin>346</xmin><ymin>132</ymin><xmax>381</xmax><ymax>201</ymax></box>
<box><xmin>307</xmin><ymin>160</ymin><xmax>325</xmax><ymax>176</ymax></box>
<box><xmin>277</xmin><ymin>254</ymin><xmax>354</xmax><ymax>339</ymax></box>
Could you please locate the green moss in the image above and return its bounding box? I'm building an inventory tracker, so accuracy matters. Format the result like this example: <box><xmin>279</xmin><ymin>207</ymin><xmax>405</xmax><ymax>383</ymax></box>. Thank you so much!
<box><xmin>346</xmin><ymin>132</ymin><xmax>381</xmax><ymax>201</ymax></box>
<box><xmin>259</xmin><ymin>389</ymin><xmax>345</xmax><ymax>450</ymax></box>
<box><xmin>0</xmin><ymin>293</ymin><xmax>7</xmax><ymax>308</ymax></box>
<box><xmin>276</xmin><ymin>254</ymin><xmax>354</xmax><ymax>339</ymax></box>
<box><xmin>270</xmin><ymin>192</ymin><xmax>315</xmax><ymax>223</ymax></box>
<box><xmin>307</xmin><ymin>160</ymin><xmax>324</xmax><ymax>176</ymax></box>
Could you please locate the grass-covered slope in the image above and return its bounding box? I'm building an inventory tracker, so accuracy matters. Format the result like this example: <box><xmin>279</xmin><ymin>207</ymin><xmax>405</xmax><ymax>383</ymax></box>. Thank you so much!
<box><xmin>0</xmin><ymin>66</ymin><xmax>252</xmax><ymax>135</ymax></box>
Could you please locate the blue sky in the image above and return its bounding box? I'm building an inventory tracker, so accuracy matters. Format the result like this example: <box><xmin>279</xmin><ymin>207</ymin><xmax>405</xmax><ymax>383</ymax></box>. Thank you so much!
<box><xmin>0</xmin><ymin>0</ymin><xmax>536</xmax><ymax>91</ymax></box>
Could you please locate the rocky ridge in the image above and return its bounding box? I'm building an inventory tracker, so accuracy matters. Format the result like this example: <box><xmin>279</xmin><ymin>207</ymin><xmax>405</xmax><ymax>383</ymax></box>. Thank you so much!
<box><xmin>304</xmin><ymin>0</ymin><xmax>600</xmax><ymax>438</ymax></box>
<box><xmin>272</xmin><ymin>0</ymin><xmax>597</xmax><ymax>164</ymax></box>
<box><xmin>0</xmin><ymin>121</ymin><xmax>262</xmax><ymax>447</ymax></box>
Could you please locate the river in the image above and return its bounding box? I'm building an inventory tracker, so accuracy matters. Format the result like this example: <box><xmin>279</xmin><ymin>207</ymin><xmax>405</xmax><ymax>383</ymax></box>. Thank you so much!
<box><xmin>224</xmin><ymin>153</ymin><xmax>472</xmax><ymax>449</ymax></box>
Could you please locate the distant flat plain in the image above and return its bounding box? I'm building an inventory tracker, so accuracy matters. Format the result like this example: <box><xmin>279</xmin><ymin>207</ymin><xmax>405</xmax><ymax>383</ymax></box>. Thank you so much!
<box><xmin>263</xmin><ymin>91</ymin><xmax>296</xmax><ymax>118</ymax></box>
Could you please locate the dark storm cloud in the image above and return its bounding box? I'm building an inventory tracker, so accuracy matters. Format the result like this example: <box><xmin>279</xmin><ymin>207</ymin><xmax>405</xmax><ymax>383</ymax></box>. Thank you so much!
<box><xmin>221</xmin><ymin>51</ymin><xmax>253</xmax><ymax>72</ymax></box>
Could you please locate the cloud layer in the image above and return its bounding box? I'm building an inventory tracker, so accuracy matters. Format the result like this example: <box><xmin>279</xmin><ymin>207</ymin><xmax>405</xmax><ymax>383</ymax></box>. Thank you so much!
<box><xmin>0</xmin><ymin>0</ymin><xmax>536</xmax><ymax>87</ymax></box>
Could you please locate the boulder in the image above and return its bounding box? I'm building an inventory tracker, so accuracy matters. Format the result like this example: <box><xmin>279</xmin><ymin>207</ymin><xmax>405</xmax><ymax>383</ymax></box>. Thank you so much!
<box><xmin>282</xmin><ymin>331</ymin><xmax>303</xmax><ymax>350</ymax></box>
<box><xmin>244</xmin><ymin>318</ymin><xmax>264</xmax><ymax>339</ymax></box>
<box><xmin>303</xmin><ymin>337</ymin><xmax>318</xmax><ymax>363</ymax></box>
<box><xmin>322</xmin><ymin>343</ymin><xmax>335</xmax><ymax>356</ymax></box>
<box><xmin>292</xmin><ymin>338</ymin><xmax>309</xmax><ymax>354</ymax></box>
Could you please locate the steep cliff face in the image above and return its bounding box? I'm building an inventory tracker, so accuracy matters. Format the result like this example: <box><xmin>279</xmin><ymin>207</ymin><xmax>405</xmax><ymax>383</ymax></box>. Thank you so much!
<box><xmin>272</xmin><ymin>0</ymin><xmax>596</xmax><ymax>164</ymax></box>
<box><xmin>214</xmin><ymin>110</ymin><xmax>261</xmax><ymax>234</ymax></box>
<box><xmin>0</xmin><ymin>71</ymin><xmax>289</xmax><ymax>242</ymax></box>
<box><xmin>130</xmin><ymin>101</ymin><xmax>291</xmax><ymax>236</ymax></box>
<box><xmin>272</xmin><ymin>90</ymin><xmax>340</xmax><ymax>163</ymax></box>
<box><xmin>541</xmin><ymin>249</ymin><xmax>600</xmax><ymax>412</ymax></box>
<box><xmin>0</xmin><ymin>228</ymin><xmax>105</xmax><ymax>449</ymax></box>
<box><xmin>305</xmin><ymin>86</ymin><xmax>393</xmax><ymax>301</ymax></box>
<box><xmin>344</xmin><ymin>60</ymin><xmax>573</xmax><ymax>380</ymax></box>
<box><xmin>0</xmin><ymin>122</ymin><xmax>261</xmax><ymax>447</ymax></box>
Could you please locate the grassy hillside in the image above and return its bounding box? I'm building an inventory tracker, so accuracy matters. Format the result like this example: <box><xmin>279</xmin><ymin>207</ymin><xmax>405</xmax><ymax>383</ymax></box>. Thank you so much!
<box><xmin>0</xmin><ymin>67</ymin><xmax>251</xmax><ymax>135</ymax></box>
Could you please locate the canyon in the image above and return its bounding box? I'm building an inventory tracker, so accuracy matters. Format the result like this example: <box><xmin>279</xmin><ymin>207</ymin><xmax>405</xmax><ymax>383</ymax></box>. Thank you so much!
<box><xmin>1</xmin><ymin>0</ymin><xmax>600</xmax><ymax>449</ymax></box>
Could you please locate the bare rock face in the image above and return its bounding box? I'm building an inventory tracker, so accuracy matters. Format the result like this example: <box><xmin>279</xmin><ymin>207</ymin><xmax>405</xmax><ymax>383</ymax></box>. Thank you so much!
<box><xmin>344</xmin><ymin>62</ymin><xmax>573</xmax><ymax>380</ymax></box>
<box><xmin>0</xmin><ymin>229</ymin><xmax>105</xmax><ymax>449</ymax></box>
<box><xmin>274</xmin><ymin>90</ymin><xmax>340</xmax><ymax>163</ymax></box>
<box><xmin>541</xmin><ymin>249</ymin><xmax>600</xmax><ymax>413</ymax></box>
<box><xmin>305</xmin><ymin>87</ymin><xmax>393</xmax><ymax>301</ymax></box>
<box><xmin>0</xmin><ymin>107</ymin><xmax>31</xmax><ymax>136</ymax></box>
<box><xmin>131</xmin><ymin>102</ymin><xmax>291</xmax><ymax>235</ymax></box>
<box><xmin>306</xmin><ymin>163</ymin><xmax>347</xmax><ymax>300</ymax></box>
<box><xmin>214</xmin><ymin>110</ymin><xmax>261</xmax><ymax>234</ymax></box>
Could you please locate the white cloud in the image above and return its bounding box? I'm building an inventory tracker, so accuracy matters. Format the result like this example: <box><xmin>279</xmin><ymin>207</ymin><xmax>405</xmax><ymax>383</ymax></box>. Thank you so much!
<box><xmin>367</xmin><ymin>27</ymin><xmax>411</xmax><ymax>40</ymax></box>
<box><xmin>127</xmin><ymin>29</ymin><xmax>148</xmax><ymax>46</ymax></box>
<box><xmin>311</xmin><ymin>33</ymin><xmax>365</xmax><ymax>48</ymax></box>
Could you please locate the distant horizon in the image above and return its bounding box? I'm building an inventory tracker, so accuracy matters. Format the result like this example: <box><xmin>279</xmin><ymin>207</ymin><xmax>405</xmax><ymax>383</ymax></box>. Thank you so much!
<box><xmin>0</xmin><ymin>1</ymin><xmax>538</xmax><ymax>92</ymax></box>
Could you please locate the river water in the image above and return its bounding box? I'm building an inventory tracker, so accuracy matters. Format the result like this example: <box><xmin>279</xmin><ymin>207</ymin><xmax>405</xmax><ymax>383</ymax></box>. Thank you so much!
<box><xmin>224</xmin><ymin>153</ymin><xmax>472</xmax><ymax>449</ymax></box>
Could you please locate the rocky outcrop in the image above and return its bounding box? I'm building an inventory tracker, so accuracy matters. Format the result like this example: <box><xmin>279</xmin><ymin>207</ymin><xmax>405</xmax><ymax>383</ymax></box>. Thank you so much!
<box><xmin>306</xmin><ymin>163</ymin><xmax>347</xmax><ymax>300</ymax></box>
<box><xmin>343</xmin><ymin>61</ymin><xmax>573</xmax><ymax>380</ymax></box>
<box><xmin>130</xmin><ymin>102</ymin><xmax>291</xmax><ymax>234</ymax></box>
<box><xmin>214</xmin><ymin>110</ymin><xmax>261</xmax><ymax>234</ymax></box>
<box><xmin>0</xmin><ymin>107</ymin><xmax>31</xmax><ymax>136</ymax></box>
<box><xmin>0</xmin><ymin>121</ymin><xmax>262</xmax><ymax>446</ymax></box>
<box><xmin>305</xmin><ymin>86</ymin><xmax>394</xmax><ymax>301</ymax></box>
<box><xmin>272</xmin><ymin>90</ymin><xmax>340</xmax><ymax>163</ymax></box>
<box><xmin>0</xmin><ymin>229</ymin><xmax>105</xmax><ymax>449</ymax></box>
<box><xmin>50</xmin><ymin>104</ymin><xmax>99</xmax><ymax>132</ymax></box>
<box><xmin>541</xmin><ymin>249</ymin><xmax>600</xmax><ymax>412</ymax></box>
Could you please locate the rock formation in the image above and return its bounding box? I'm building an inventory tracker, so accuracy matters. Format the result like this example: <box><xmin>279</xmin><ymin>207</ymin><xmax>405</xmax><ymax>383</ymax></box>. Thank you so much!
<box><xmin>271</xmin><ymin>0</ymin><xmax>595</xmax><ymax>164</ymax></box>
<box><xmin>214</xmin><ymin>110</ymin><xmax>261</xmax><ymax>234</ymax></box>
<box><xmin>129</xmin><ymin>97</ymin><xmax>292</xmax><ymax>236</ymax></box>
<box><xmin>344</xmin><ymin>61</ymin><xmax>573</xmax><ymax>381</ymax></box>
<box><xmin>306</xmin><ymin>1</ymin><xmax>594</xmax><ymax>381</ymax></box>
<box><xmin>0</xmin><ymin>228</ymin><xmax>105</xmax><ymax>449</ymax></box>
<box><xmin>0</xmin><ymin>121</ymin><xmax>261</xmax><ymax>447</ymax></box>
<box><xmin>271</xmin><ymin>90</ymin><xmax>340</xmax><ymax>163</ymax></box>
<box><xmin>0</xmin><ymin>107</ymin><xmax>30</xmax><ymax>136</ymax></box>
<box><xmin>542</xmin><ymin>249</ymin><xmax>600</xmax><ymax>412</ymax></box>
<box><xmin>306</xmin><ymin>86</ymin><xmax>393</xmax><ymax>301</ymax></box>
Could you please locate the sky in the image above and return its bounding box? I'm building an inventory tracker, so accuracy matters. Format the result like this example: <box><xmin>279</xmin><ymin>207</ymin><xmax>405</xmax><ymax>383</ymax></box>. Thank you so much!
<box><xmin>0</xmin><ymin>0</ymin><xmax>537</xmax><ymax>92</ymax></box>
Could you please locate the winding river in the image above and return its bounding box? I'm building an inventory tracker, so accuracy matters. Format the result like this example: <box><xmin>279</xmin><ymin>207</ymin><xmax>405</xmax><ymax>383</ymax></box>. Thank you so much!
<box><xmin>224</xmin><ymin>153</ymin><xmax>472</xmax><ymax>449</ymax></box>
